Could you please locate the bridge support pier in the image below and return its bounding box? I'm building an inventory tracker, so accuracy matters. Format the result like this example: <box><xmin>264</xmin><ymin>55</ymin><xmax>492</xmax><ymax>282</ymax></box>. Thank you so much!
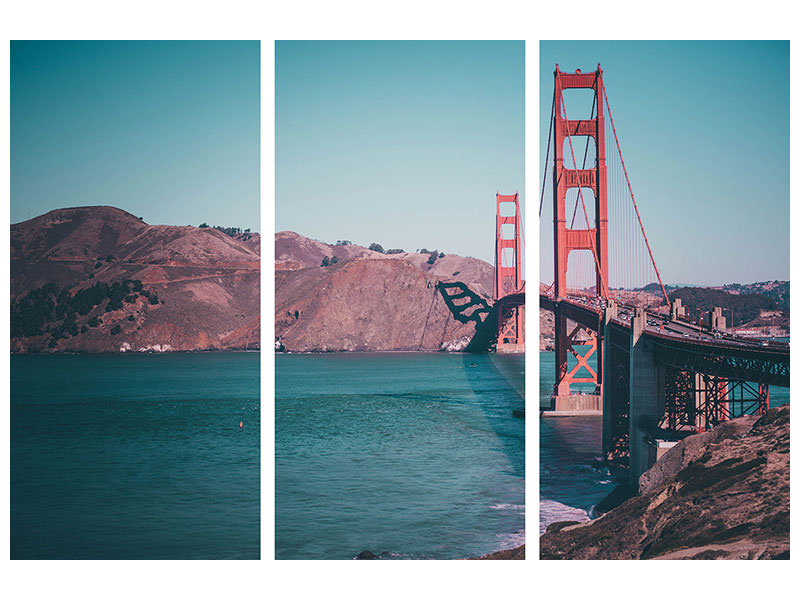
<box><xmin>628</xmin><ymin>309</ymin><xmax>665</xmax><ymax>485</ymax></box>
<box><xmin>603</xmin><ymin>308</ymin><xmax>668</xmax><ymax>485</ymax></box>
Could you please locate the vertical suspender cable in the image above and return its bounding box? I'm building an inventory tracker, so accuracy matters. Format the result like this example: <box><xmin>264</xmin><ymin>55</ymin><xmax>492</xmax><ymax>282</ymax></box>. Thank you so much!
<box><xmin>603</xmin><ymin>80</ymin><xmax>670</xmax><ymax>307</ymax></box>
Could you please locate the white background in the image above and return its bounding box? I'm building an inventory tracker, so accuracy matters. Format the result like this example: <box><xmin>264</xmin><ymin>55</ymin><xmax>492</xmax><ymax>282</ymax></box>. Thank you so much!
<box><xmin>2</xmin><ymin>1</ymin><xmax>798</xmax><ymax>598</ymax></box>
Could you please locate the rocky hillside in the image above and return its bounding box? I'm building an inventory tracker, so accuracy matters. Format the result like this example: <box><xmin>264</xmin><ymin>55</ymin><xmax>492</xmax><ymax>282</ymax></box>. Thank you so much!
<box><xmin>11</xmin><ymin>206</ymin><xmax>259</xmax><ymax>352</ymax></box>
<box><xmin>540</xmin><ymin>406</ymin><xmax>789</xmax><ymax>559</ymax></box>
<box><xmin>275</xmin><ymin>231</ymin><xmax>494</xmax><ymax>352</ymax></box>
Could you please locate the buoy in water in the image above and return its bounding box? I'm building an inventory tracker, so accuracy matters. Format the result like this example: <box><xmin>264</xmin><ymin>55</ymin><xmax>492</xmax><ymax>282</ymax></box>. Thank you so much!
<box><xmin>239</xmin><ymin>421</ymin><xmax>243</xmax><ymax>429</ymax></box>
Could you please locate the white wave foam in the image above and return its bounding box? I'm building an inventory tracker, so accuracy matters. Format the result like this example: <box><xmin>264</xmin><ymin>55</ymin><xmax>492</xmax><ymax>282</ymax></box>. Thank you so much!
<box><xmin>539</xmin><ymin>499</ymin><xmax>590</xmax><ymax>535</ymax></box>
<box><xmin>495</xmin><ymin>529</ymin><xmax>526</xmax><ymax>550</ymax></box>
<box><xmin>491</xmin><ymin>503</ymin><xmax>525</xmax><ymax>513</ymax></box>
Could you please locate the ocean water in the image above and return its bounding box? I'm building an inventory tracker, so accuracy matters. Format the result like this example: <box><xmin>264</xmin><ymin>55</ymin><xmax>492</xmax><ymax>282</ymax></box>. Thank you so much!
<box><xmin>11</xmin><ymin>352</ymin><xmax>260</xmax><ymax>559</ymax></box>
<box><xmin>539</xmin><ymin>351</ymin><xmax>610</xmax><ymax>533</ymax></box>
<box><xmin>539</xmin><ymin>349</ymin><xmax>790</xmax><ymax>535</ymax></box>
<box><xmin>275</xmin><ymin>352</ymin><xmax>525</xmax><ymax>560</ymax></box>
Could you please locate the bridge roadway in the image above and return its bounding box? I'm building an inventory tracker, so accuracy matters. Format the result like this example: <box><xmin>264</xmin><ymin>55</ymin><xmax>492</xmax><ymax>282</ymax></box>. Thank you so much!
<box><xmin>541</xmin><ymin>292</ymin><xmax>789</xmax><ymax>387</ymax></box>
<box><xmin>542</xmin><ymin>292</ymin><xmax>788</xmax><ymax>348</ymax></box>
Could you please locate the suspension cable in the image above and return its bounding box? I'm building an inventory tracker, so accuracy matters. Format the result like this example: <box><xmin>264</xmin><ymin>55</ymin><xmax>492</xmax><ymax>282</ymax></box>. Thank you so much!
<box><xmin>602</xmin><ymin>80</ymin><xmax>670</xmax><ymax>307</ymax></box>
<box><xmin>539</xmin><ymin>92</ymin><xmax>555</xmax><ymax>217</ymax></box>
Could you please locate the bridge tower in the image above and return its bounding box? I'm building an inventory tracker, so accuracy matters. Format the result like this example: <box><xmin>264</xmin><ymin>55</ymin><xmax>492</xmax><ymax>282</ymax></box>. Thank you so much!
<box><xmin>494</xmin><ymin>192</ymin><xmax>524</xmax><ymax>353</ymax></box>
<box><xmin>552</xmin><ymin>65</ymin><xmax>609</xmax><ymax>397</ymax></box>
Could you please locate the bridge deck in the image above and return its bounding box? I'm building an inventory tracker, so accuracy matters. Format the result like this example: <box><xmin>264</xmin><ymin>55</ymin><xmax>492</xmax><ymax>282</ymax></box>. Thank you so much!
<box><xmin>541</xmin><ymin>294</ymin><xmax>789</xmax><ymax>386</ymax></box>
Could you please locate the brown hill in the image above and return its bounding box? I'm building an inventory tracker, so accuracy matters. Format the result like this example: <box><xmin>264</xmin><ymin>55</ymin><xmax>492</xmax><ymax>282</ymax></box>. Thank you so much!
<box><xmin>540</xmin><ymin>406</ymin><xmax>790</xmax><ymax>560</ymax></box>
<box><xmin>275</xmin><ymin>232</ymin><xmax>494</xmax><ymax>352</ymax></box>
<box><xmin>275</xmin><ymin>231</ymin><xmax>380</xmax><ymax>271</ymax></box>
<box><xmin>11</xmin><ymin>206</ymin><xmax>259</xmax><ymax>353</ymax></box>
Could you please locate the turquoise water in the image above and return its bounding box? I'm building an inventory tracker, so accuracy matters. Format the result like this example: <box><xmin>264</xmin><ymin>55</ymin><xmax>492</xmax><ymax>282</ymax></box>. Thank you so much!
<box><xmin>539</xmin><ymin>349</ymin><xmax>790</xmax><ymax>533</ymax></box>
<box><xmin>539</xmin><ymin>351</ymin><xmax>611</xmax><ymax>533</ymax></box>
<box><xmin>11</xmin><ymin>353</ymin><xmax>260</xmax><ymax>559</ymax></box>
<box><xmin>275</xmin><ymin>352</ymin><xmax>525</xmax><ymax>560</ymax></box>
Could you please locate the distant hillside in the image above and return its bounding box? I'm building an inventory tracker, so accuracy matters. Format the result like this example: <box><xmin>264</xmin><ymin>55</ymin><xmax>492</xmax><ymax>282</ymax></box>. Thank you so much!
<box><xmin>719</xmin><ymin>281</ymin><xmax>789</xmax><ymax>312</ymax></box>
<box><xmin>11</xmin><ymin>206</ymin><xmax>260</xmax><ymax>352</ymax></box>
<box><xmin>275</xmin><ymin>231</ymin><xmax>494</xmax><ymax>352</ymax></box>
<box><xmin>633</xmin><ymin>282</ymin><xmax>666</xmax><ymax>295</ymax></box>
<box><xmin>669</xmin><ymin>286</ymin><xmax>785</xmax><ymax>327</ymax></box>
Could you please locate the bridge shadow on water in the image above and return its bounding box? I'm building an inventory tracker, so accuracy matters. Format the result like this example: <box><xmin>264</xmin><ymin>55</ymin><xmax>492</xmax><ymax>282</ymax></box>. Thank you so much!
<box><xmin>436</xmin><ymin>281</ymin><xmax>525</xmax><ymax>478</ymax></box>
<box><xmin>459</xmin><ymin>352</ymin><xmax>525</xmax><ymax>479</ymax></box>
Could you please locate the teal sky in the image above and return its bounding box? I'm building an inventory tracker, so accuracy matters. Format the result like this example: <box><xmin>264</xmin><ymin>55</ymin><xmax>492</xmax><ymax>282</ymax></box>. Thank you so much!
<box><xmin>11</xmin><ymin>41</ymin><xmax>260</xmax><ymax>231</ymax></box>
<box><xmin>276</xmin><ymin>41</ymin><xmax>525</xmax><ymax>264</ymax></box>
<box><xmin>539</xmin><ymin>40</ymin><xmax>789</xmax><ymax>286</ymax></box>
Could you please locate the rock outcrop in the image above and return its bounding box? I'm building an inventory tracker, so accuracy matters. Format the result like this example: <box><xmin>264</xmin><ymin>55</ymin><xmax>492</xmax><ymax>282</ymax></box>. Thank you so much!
<box><xmin>540</xmin><ymin>406</ymin><xmax>790</xmax><ymax>559</ymax></box>
<box><xmin>11</xmin><ymin>206</ymin><xmax>259</xmax><ymax>352</ymax></box>
<box><xmin>275</xmin><ymin>231</ymin><xmax>494</xmax><ymax>352</ymax></box>
<box><xmin>472</xmin><ymin>544</ymin><xmax>525</xmax><ymax>560</ymax></box>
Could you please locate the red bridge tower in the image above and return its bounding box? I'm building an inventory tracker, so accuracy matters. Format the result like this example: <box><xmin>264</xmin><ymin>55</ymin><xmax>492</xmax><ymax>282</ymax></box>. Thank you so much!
<box><xmin>553</xmin><ymin>65</ymin><xmax>609</xmax><ymax>396</ymax></box>
<box><xmin>495</xmin><ymin>191</ymin><xmax>524</xmax><ymax>353</ymax></box>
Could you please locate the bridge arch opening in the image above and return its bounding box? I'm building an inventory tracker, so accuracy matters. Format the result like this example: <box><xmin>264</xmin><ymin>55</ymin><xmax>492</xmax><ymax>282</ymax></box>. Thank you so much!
<box><xmin>500</xmin><ymin>223</ymin><xmax>516</xmax><ymax>240</ymax></box>
<box><xmin>565</xmin><ymin>249</ymin><xmax>599</xmax><ymax>295</ymax></box>
<box><xmin>563</xmin><ymin>186</ymin><xmax>596</xmax><ymax>228</ymax></box>
<box><xmin>498</xmin><ymin>201</ymin><xmax>517</xmax><ymax>218</ymax></box>
<box><xmin>561</xmin><ymin>137</ymin><xmax>597</xmax><ymax>171</ymax></box>
<box><xmin>560</xmin><ymin>87</ymin><xmax>596</xmax><ymax>122</ymax></box>
<box><xmin>501</xmin><ymin>247</ymin><xmax>517</xmax><ymax>268</ymax></box>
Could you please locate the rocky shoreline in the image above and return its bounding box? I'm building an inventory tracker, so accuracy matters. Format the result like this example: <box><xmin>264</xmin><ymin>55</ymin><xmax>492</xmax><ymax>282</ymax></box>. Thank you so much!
<box><xmin>541</xmin><ymin>406</ymin><xmax>790</xmax><ymax>559</ymax></box>
<box><xmin>472</xmin><ymin>544</ymin><xmax>525</xmax><ymax>560</ymax></box>
<box><xmin>12</xmin><ymin>347</ymin><xmax>259</xmax><ymax>356</ymax></box>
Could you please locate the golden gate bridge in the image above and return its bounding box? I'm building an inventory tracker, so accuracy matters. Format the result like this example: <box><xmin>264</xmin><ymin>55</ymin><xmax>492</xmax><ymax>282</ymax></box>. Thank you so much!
<box><xmin>538</xmin><ymin>64</ymin><xmax>789</xmax><ymax>483</ymax></box>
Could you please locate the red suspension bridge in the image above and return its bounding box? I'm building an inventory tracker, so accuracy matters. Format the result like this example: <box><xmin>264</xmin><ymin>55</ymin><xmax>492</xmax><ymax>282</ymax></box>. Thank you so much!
<box><xmin>539</xmin><ymin>65</ymin><xmax>789</xmax><ymax>483</ymax></box>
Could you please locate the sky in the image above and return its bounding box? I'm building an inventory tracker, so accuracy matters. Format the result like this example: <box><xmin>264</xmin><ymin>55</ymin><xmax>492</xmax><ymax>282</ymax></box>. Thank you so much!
<box><xmin>539</xmin><ymin>41</ymin><xmax>789</xmax><ymax>286</ymax></box>
<box><xmin>276</xmin><ymin>41</ymin><xmax>525</xmax><ymax>264</ymax></box>
<box><xmin>11</xmin><ymin>41</ymin><xmax>260</xmax><ymax>232</ymax></box>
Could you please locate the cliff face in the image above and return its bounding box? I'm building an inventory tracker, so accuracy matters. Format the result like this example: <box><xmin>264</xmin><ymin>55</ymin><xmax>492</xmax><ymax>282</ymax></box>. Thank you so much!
<box><xmin>11</xmin><ymin>206</ymin><xmax>260</xmax><ymax>352</ymax></box>
<box><xmin>275</xmin><ymin>231</ymin><xmax>494</xmax><ymax>352</ymax></box>
<box><xmin>540</xmin><ymin>406</ymin><xmax>790</xmax><ymax>560</ymax></box>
